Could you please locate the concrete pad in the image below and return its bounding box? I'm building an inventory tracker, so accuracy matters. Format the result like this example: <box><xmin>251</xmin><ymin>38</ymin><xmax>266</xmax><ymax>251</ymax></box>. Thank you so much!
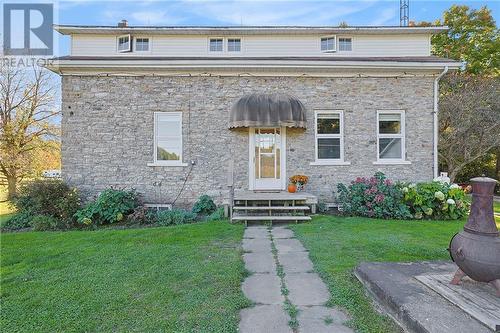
<box><xmin>274</xmin><ymin>238</ymin><xmax>306</xmax><ymax>253</ymax></box>
<box><xmin>298</xmin><ymin>306</ymin><xmax>353</xmax><ymax>333</ymax></box>
<box><xmin>244</xmin><ymin>227</ymin><xmax>270</xmax><ymax>239</ymax></box>
<box><xmin>242</xmin><ymin>238</ymin><xmax>271</xmax><ymax>253</ymax></box>
<box><xmin>242</xmin><ymin>274</ymin><xmax>284</xmax><ymax>304</ymax></box>
<box><xmin>271</xmin><ymin>227</ymin><xmax>294</xmax><ymax>239</ymax></box>
<box><xmin>355</xmin><ymin>261</ymin><xmax>492</xmax><ymax>333</ymax></box>
<box><xmin>243</xmin><ymin>252</ymin><xmax>276</xmax><ymax>273</ymax></box>
<box><xmin>239</xmin><ymin>305</ymin><xmax>292</xmax><ymax>333</ymax></box>
<box><xmin>278</xmin><ymin>251</ymin><xmax>314</xmax><ymax>273</ymax></box>
<box><xmin>285</xmin><ymin>273</ymin><xmax>330</xmax><ymax>306</ymax></box>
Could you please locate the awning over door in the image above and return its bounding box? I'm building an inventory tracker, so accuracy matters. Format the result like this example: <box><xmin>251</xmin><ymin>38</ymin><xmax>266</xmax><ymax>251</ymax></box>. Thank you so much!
<box><xmin>229</xmin><ymin>93</ymin><xmax>307</xmax><ymax>129</ymax></box>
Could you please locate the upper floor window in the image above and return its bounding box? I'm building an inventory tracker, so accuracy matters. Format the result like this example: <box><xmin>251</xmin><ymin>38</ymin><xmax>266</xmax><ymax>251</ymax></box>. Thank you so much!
<box><xmin>315</xmin><ymin>111</ymin><xmax>344</xmax><ymax>162</ymax></box>
<box><xmin>209</xmin><ymin>38</ymin><xmax>223</xmax><ymax>52</ymax></box>
<box><xmin>321</xmin><ymin>36</ymin><xmax>336</xmax><ymax>52</ymax></box>
<box><xmin>135</xmin><ymin>38</ymin><xmax>150</xmax><ymax>52</ymax></box>
<box><xmin>154</xmin><ymin>112</ymin><xmax>183</xmax><ymax>165</ymax></box>
<box><xmin>377</xmin><ymin>111</ymin><xmax>405</xmax><ymax>161</ymax></box>
<box><xmin>227</xmin><ymin>38</ymin><xmax>241</xmax><ymax>52</ymax></box>
<box><xmin>117</xmin><ymin>34</ymin><xmax>131</xmax><ymax>52</ymax></box>
<box><xmin>338</xmin><ymin>37</ymin><xmax>352</xmax><ymax>51</ymax></box>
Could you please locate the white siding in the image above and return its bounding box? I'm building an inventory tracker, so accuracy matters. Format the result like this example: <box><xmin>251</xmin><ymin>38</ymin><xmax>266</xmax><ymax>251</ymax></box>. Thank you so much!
<box><xmin>70</xmin><ymin>33</ymin><xmax>431</xmax><ymax>57</ymax></box>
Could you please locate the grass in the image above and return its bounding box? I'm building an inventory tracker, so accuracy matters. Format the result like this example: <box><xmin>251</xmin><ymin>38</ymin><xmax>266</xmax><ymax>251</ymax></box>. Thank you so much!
<box><xmin>0</xmin><ymin>222</ymin><xmax>250</xmax><ymax>332</ymax></box>
<box><xmin>289</xmin><ymin>216</ymin><xmax>466</xmax><ymax>333</ymax></box>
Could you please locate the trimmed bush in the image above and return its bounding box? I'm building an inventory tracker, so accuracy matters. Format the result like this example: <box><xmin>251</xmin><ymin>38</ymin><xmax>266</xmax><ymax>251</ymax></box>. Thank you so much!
<box><xmin>75</xmin><ymin>189</ymin><xmax>139</xmax><ymax>225</ymax></box>
<box><xmin>1</xmin><ymin>212</ymin><xmax>32</xmax><ymax>231</ymax></box>
<box><xmin>31</xmin><ymin>215</ymin><xmax>61</xmax><ymax>231</ymax></box>
<box><xmin>155</xmin><ymin>209</ymin><xmax>197</xmax><ymax>226</ymax></box>
<box><xmin>13</xmin><ymin>179</ymin><xmax>81</xmax><ymax>227</ymax></box>
<box><xmin>192</xmin><ymin>195</ymin><xmax>216</xmax><ymax>215</ymax></box>
<box><xmin>403</xmin><ymin>182</ymin><xmax>469</xmax><ymax>220</ymax></box>
<box><xmin>337</xmin><ymin>172</ymin><xmax>412</xmax><ymax>219</ymax></box>
<box><xmin>205</xmin><ymin>207</ymin><xmax>225</xmax><ymax>221</ymax></box>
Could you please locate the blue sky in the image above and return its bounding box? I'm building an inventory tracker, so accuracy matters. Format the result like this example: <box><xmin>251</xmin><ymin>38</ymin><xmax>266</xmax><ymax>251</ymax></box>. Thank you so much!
<box><xmin>53</xmin><ymin>0</ymin><xmax>499</xmax><ymax>55</ymax></box>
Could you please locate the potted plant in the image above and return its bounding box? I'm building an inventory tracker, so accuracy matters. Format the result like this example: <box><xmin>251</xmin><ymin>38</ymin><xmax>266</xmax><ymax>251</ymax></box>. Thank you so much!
<box><xmin>289</xmin><ymin>175</ymin><xmax>309</xmax><ymax>192</ymax></box>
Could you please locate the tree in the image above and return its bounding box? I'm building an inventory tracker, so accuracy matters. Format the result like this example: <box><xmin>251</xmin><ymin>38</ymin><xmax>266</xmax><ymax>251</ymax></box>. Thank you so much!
<box><xmin>0</xmin><ymin>64</ymin><xmax>59</xmax><ymax>199</ymax></box>
<box><xmin>413</xmin><ymin>5</ymin><xmax>499</xmax><ymax>75</ymax></box>
<box><xmin>439</xmin><ymin>74</ymin><xmax>500</xmax><ymax>182</ymax></box>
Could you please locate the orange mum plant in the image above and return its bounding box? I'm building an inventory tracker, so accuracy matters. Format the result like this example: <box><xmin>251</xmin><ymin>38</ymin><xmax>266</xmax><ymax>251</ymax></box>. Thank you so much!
<box><xmin>289</xmin><ymin>175</ymin><xmax>309</xmax><ymax>185</ymax></box>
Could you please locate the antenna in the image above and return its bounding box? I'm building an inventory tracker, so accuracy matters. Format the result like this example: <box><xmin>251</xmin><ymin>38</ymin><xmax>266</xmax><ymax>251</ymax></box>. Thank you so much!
<box><xmin>400</xmin><ymin>0</ymin><xmax>409</xmax><ymax>26</ymax></box>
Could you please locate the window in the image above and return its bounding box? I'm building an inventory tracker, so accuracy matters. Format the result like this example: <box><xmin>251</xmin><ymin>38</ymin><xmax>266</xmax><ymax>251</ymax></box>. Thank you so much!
<box><xmin>154</xmin><ymin>112</ymin><xmax>183</xmax><ymax>165</ymax></box>
<box><xmin>338</xmin><ymin>37</ymin><xmax>352</xmax><ymax>51</ymax></box>
<box><xmin>135</xmin><ymin>37</ymin><xmax>150</xmax><ymax>51</ymax></box>
<box><xmin>315</xmin><ymin>111</ymin><xmax>344</xmax><ymax>162</ymax></box>
<box><xmin>117</xmin><ymin>34</ymin><xmax>131</xmax><ymax>52</ymax></box>
<box><xmin>320</xmin><ymin>36</ymin><xmax>336</xmax><ymax>52</ymax></box>
<box><xmin>209</xmin><ymin>38</ymin><xmax>223</xmax><ymax>52</ymax></box>
<box><xmin>377</xmin><ymin>111</ymin><xmax>405</xmax><ymax>161</ymax></box>
<box><xmin>227</xmin><ymin>38</ymin><xmax>241</xmax><ymax>52</ymax></box>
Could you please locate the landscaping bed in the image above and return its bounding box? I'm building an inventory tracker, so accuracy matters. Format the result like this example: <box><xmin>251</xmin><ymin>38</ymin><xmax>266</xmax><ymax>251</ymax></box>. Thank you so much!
<box><xmin>289</xmin><ymin>215</ymin><xmax>465</xmax><ymax>333</ymax></box>
<box><xmin>1</xmin><ymin>222</ymin><xmax>250</xmax><ymax>332</ymax></box>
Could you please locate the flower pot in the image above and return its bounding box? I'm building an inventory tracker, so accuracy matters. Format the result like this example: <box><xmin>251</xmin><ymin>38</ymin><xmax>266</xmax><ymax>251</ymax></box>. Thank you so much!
<box><xmin>288</xmin><ymin>184</ymin><xmax>297</xmax><ymax>193</ymax></box>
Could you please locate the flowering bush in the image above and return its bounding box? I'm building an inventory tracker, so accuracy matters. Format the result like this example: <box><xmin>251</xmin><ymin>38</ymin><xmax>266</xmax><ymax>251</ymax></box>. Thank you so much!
<box><xmin>402</xmin><ymin>182</ymin><xmax>468</xmax><ymax>220</ymax></box>
<box><xmin>337</xmin><ymin>172</ymin><xmax>412</xmax><ymax>219</ymax></box>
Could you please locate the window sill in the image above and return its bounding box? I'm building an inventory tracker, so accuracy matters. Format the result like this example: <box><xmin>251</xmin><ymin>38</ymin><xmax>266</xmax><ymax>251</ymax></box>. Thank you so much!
<box><xmin>310</xmin><ymin>161</ymin><xmax>351</xmax><ymax>166</ymax></box>
<box><xmin>147</xmin><ymin>162</ymin><xmax>188</xmax><ymax>167</ymax></box>
<box><xmin>373</xmin><ymin>160</ymin><xmax>411</xmax><ymax>165</ymax></box>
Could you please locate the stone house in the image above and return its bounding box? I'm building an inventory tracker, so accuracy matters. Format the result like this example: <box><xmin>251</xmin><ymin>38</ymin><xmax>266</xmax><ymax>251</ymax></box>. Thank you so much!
<box><xmin>48</xmin><ymin>22</ymin><xmax>460</xmax><ymax>216</ymax></box>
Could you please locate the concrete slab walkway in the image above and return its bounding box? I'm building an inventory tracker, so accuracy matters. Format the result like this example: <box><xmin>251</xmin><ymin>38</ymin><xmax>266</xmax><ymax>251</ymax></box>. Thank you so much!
<box><xmin>239</xmin><ymin>226</ymin><xmax>353</xmax><ymax>333</ymax></box>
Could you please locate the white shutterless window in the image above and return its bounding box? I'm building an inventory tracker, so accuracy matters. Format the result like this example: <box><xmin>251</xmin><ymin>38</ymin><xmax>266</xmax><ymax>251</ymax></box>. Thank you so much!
<box><xmin>377</xmin><ymin>111</ymin><xmax>406</xmax><ymax>162</ymax></box>
<box><xmin>313</xmin><ymin>111</ymin><xmax>346</xmax><ymax>164</ymax></box>
<box><xmin>227</xmin><ymin>38</ymin><xmax>241</xmax><ymax>52</ymax></box>
<box><xmin>320</xmin><ymin>36</ymin><xmax>336</xmax><ymax>52</ymax></box>
<box><xmin>117</xmin><ymin>34</ymin><xmax>131</xmax><ymax>52</ymax></box>
<box><xmin>134</xmin><ymin>37</ymin><xmax>150</xmax><ymax>52</ymax></box>
<box><xmin>209</xmin><ymin>38</ymin><xmax>223</xmax><ymax>52</ymax></box>
<box><xmin>152</xmin><ymin>112</ymin><xmax>185</xmax><ymax>166</ymax></box>
<box><xmin>338</xmin><ymin>37</ymin><xmax>352</xmax><ymax>51</ymax></box>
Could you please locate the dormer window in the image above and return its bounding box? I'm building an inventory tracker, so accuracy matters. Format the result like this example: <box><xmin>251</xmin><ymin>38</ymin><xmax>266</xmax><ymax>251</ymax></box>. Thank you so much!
<box><xmin>209</xmin><ymin>38</ymin><xmax>223</xmax><ymax>52</ymax></box>
<box><xmin>135</xmin><ymin>38</ymin><xmax>150</xmax><ymax>52</ymax></box>
<box><xmin>320</xmin><ymin>36</ymin><xmax>336</xmax><ymax>52</ymax></box>
<box><xmin>338</xmin><ymin>37</ymin><xmax>352</xmax><ymax>51</ymax></box>
<box><xmin>227</xmin><ymin>38</ymin><xmax>241</xmax><ymax>52</ymax></box>
<box><xmin>117</xmin><ymin>34</ymin><xmax>131</xmax><ymax>52</ymax></box>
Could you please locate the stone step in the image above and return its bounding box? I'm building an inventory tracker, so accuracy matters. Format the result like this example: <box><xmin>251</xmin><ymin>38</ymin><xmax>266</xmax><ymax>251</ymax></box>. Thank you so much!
<box><xmin>232</xmin><ymin>215</ymin><xmax>311</xmax><ymax>221</ymax></box>
<box><xmin>233</xmin><ymin>206</ymin><xmax>310</xmax><ymax>211</ymax></box>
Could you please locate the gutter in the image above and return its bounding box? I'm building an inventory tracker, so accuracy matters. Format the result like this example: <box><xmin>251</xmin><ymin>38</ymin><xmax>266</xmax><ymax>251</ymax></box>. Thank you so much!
<box><xmin>433</xmin><ymin>66</ymin><xmax>448</xmax><ymax>179</ymax></box>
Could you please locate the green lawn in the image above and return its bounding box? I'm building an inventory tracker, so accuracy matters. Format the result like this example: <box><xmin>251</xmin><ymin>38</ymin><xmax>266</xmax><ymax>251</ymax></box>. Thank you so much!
<box><xmin>1</xmin><ymin>222</ymin><xmax>250</xmax><ymax>332</ymax></box>
<box><xmin>290</xmin><ymin>216</ymin><xmax>466</xmax><ymax>333</ymax></box>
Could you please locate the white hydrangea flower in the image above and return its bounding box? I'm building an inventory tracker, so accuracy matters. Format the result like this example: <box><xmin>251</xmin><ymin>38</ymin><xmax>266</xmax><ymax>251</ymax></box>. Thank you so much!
<box><xmin>402</xmin><ymin>187</ymin><xmax>409</xmax><ymax>193</ymax></box>
<box><xmin>409</xmin><ymin>183</ymin><xmax>416</xmax><ymax>189</ymax></box>
<box><xmin>450</xmin><ymin>184</ymin><xmax>460</xmax><ymax>189</ymax></box>
<box><xmin>447</xmin><ymin>198</ymin><xmax>456</xmax><ymax>205</ymax></box>
<box><xmin>434</xmin><ymin>191</ymin><xmax>445</xmax><ymax>201</ymax></box>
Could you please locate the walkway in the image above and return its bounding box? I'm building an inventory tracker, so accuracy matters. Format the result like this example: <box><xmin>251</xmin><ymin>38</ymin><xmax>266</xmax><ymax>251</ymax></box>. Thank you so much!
<box><xmin>239</xmin><ymin>226</ymin><xmax>353</xmax><ymax>333</ymax></box>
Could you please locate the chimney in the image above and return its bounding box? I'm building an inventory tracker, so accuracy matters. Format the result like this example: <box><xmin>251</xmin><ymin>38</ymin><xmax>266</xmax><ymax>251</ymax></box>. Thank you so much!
<box><xmin>118</xmin><ymin>20</ymin><xmax>128</xmax><ymax>28</ymax></box>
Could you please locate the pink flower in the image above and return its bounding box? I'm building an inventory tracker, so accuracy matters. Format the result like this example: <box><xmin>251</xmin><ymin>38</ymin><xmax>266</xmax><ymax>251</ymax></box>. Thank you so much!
<box><xmin>384</xmin><ymin>179</ymin><xmax>392</xmax><ymax>186</ymax></box>
<box><xmin>375</xmin><ymin>194</ymin><xmax>385</xmax><ymax>203</ymax></box>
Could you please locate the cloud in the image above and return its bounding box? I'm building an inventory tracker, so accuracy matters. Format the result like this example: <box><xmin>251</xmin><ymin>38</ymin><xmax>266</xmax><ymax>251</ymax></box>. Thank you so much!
<box><xmin>369</xmin><ymin>7</ymin><xmax>397</xmax><ymax>26</ymax></box>
<box><xmin>130</xmin><ymin>11</ymin><xmax>183</xmax><ymax>25</ymax></box>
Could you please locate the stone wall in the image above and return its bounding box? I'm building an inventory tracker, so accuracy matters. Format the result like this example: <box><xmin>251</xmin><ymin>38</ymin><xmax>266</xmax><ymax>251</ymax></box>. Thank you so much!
<box><xmin>61</xmin><ymin>75</ymin><xmax>435</xmax><ymax>206</ymax></box>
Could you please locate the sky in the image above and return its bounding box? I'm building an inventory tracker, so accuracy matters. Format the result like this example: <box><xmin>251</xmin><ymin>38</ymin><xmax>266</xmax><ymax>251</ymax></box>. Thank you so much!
<box><xmin>53</xmin><ymin>0</ymin><xmax>499</xmax><ymax>56</ymax></box>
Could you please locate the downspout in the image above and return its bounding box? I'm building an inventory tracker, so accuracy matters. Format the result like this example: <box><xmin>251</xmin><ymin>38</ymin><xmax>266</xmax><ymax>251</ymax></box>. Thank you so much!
<box><xmin>433</xmin><ymin>66</ymin><xmax>449</xmax><ymax>179</ymax></box>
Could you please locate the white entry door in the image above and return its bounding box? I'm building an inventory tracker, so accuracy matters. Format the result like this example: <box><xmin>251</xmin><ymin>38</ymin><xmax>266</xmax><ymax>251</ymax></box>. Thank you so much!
<box><xmin>249</xmin><ymin>128</ymin><xmax>286</xmax><ymax>190</ymax></box>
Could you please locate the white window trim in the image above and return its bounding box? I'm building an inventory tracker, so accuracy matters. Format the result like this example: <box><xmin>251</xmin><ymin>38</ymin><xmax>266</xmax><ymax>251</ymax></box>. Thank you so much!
<box><xmin>375</xmin><ymin>110</ymin><xmax>410</xmax><ymax>164</ymax></box>
<box><xmin>133</xmin><ymin>36</ymin><xmax>151</xmax><ymax>53</ymax></box>
<box><xmin>311</xmin><ymin>110</ymin><xmax>350</xmax><ymax>166</ymax></box>
<box><xmin>208</xmin><ymin>37</ymin><xmax>224</xmax><ymax>53</ymax></box>
<box><xmin>148</xmin><ymin>112</ymin><xmax>188</xmax><ymax>167</ymax></box>
<box><xmin>337</xmin><ymin>36</ymin><xmax>353</xmax><ymax>52</ymax></box>
<box><xmin>227</xmin><ymin>37</ymin><xmax>242</xmax><ymax>53</ymax></box>
<box><xmin>320</xmin><ymin>35</ymin><xmax>336</xmax><ymax>53</ymax></box>
<box><xmin>117</xmin><ymin>34</ymin><xmax>132</xmax><ymax>53</ymax></box>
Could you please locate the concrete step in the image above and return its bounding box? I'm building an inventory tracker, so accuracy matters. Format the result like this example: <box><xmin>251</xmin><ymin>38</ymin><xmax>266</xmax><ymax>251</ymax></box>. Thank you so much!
<box><xmin>233</xmin><ymin>206</ymin><xmax>310</xmax><ymax>211</ymax></box>
<box><xmin>232</xmin><ymin>215</ymin><xmax>311</xmax><ymax>221</ymax></box>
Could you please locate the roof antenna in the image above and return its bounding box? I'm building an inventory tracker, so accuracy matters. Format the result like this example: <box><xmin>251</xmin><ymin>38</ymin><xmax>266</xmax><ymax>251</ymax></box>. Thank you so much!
<box><xmin>400</xmin><ymin>0</ymin><xmax>409</xmax><ymax>26</ymax></box>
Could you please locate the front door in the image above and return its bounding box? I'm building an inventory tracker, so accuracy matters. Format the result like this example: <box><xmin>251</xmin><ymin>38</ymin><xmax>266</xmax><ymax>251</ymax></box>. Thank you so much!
<box><xmin>249</xmin><ymin>128</ymin><xmax>286</xmax><ymax>190</ymax></box>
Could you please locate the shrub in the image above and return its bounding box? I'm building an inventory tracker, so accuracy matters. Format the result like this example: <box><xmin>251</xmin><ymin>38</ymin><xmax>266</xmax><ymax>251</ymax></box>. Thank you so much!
<box><xmin>126</xmin><ymin>206</ymin><xmax>154</xmax><ymax>225</ymax></box>
<box><xmin>13</xmin><ymin>179</ymin><xmax>81</xmax><ymax>226</ymax></box>
<box><xmin>337</xmin><ymin>172</ymin><xmax>412</xmax><ymax>219</ymax></box>
<box><xmin>75</xmin><ymin>189</ymin><xmax>139</xmax><ymax>225</ymax></box>
<box><xmin>31</xmin><ymin>215</ymin><xmax>61</xmax><ymax>231</ymax></box>
<box><xmin>1</xmin><ymin>212</ymin><xmax>32</xmax><ymax>231</ymax></box>
<box><xmin>402</xmin><ymin>182</ymin><xmax>469</xmax><ymax>220</ymax></box>
<box><xmin>205</xmin><ymin>207</ymin><xmax>226</xmax><ymax>221</ymax></box>
<box><xmin>192</xmin><ymin>195</ymin><xmax>216</xmax><ymax>215</ymax></box>
<box><xmin>155</xmin><ymin>209</ymin><xmax>197</xmax><ymax>226</ymax></box>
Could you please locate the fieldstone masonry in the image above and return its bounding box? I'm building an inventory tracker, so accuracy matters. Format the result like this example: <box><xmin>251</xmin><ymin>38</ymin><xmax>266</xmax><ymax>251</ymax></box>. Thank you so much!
<box><xmin>62</xmin><ymin>75</ymin><xmax>434</xmax><ymax>206</ymax></box>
